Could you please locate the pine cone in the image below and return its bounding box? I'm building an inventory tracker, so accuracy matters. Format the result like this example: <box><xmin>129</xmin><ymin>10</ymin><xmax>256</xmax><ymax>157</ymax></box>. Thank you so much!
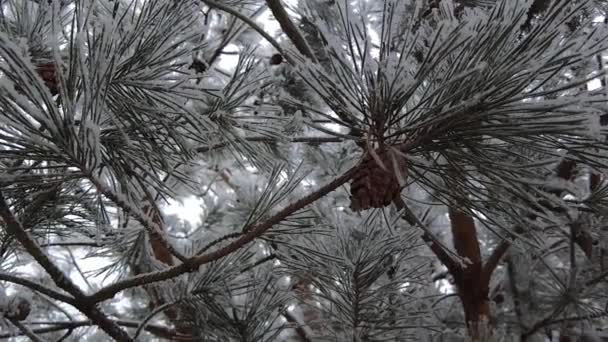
<box><xmin>36</xmin><ymin>63</ymin><xmax>59</xmax><ymax>95</ymax></box>
<box><xmin>349</xmin><ymin>149</ymin><xmax>407</xmax><ymax>212</ymax></box>
<box><xmin>4</xmin><ymin>297</ymin><xmax>31</xmax><ymax>321</ymax></box>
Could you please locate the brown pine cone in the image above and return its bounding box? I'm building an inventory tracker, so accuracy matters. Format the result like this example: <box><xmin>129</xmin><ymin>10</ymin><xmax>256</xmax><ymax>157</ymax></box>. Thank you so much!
<box><xmin>36</xmin><ymin>63</ymin><xmax>60</xmax><ymax>95</ymax></box>
<box><xmin>349</xmin><ymin>148</ymin><xmax>407</xmax><ymax>212</ymax></box>
<box><xmin>3</xmin><ymin>297</ymin><xmax>31</xmax><ymax>321</ymax></box>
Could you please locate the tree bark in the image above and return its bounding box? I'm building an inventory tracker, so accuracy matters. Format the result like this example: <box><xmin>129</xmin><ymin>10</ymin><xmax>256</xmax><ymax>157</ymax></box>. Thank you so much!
<box><xmin>449</xmin><ymin>208</ymin><xmax>493</xmax><ymax>340</ymax></box>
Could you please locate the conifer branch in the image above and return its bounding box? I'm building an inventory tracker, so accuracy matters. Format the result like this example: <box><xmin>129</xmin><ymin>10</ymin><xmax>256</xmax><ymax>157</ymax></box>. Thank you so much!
<box><xmin>0</xmin><ymin>273</ymin><xmax>76</xmax><ymax>305</ymax></box>
<box><xmin>448</xmin><ymin>207</ymin><xmax>482</xmax><ymax>270</ymax></box>
<box><xmin>394</xmin><ymin>198</ymin><xmax>461</xmax><ymax>274</ymax></box>
<box><xmin>202</xmin><ymin>0</ymin><xmax>289</xmax><ymax>61</ymax></box>
<box><xmin>88</xmin><ymin>175</ymin><xmax>187</xmax><ymax>263</ymax></box>
<box><xmin>265</xmin><ymin>0</ymin><xmax>318</xmax><ymax>62</ymax></box>
<box><xmin>88</xmin><ymin>166</ymin><xmax>357</xmax><ymax>302</ymax></box>
<box><xmin>7</xmin><ymin>320</ymin><xmax>46</xmax><ymax>342</ymax></box>
<box><xmin>0</xmin><ymin>191</ymin><xmax>133</xmax><ymax>342</ymax></box>
<box><xmin>195</xmin><ymin>136</ymin><xmax>344</xmax><ymax>153</ymax></box>
<box><xmin>0</xmin><ymin>320</ymin><xmax>189</xmax><ymax>340</ymax></box>
<box><xmin>482</xmin><ymin>240</ymin><xmax>511</xmax><ymax>282</ymax></box>
<box><xmin>283</xmin><ymin>310</ymin><xmax>312</xmax><ymax>342</ymax></box>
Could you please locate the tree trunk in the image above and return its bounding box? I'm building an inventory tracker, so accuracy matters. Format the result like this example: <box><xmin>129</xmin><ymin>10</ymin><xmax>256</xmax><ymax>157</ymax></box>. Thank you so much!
<box><xmin>449</xmin><ymin>208</ymin><xmax>494</xmax><ymax>340</ymax></box>
<box><xmin>458</xmin><ymin>275</ymin><xmax>492</xmax><ymax>341</ymax></box>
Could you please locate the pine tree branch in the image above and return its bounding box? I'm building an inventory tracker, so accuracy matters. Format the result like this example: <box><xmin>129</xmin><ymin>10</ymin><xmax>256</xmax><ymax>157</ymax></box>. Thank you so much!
<box><xmin>202</xmin><ymin>0</ymin><xmax>289</xmax><ymax>61</ymax></box>
<box><xmin>522</xmin><ymin>302</ymin><xmax>569</xmax><ymax>339</ymax></box>
<box><xmin>247</xmin><ymin>136</ymin><xmax>344</xmax><ymax>144</ymax></box>
<box><xmin>547</xmin><ymin>311</ymin><xmax>608</xmax><ymax>325</ymax></box>
<box><xmin>239</xmin><ymin>254</ymin><xmax>277</xmax><ymax>274</ymax></box>
<box><xmin>0</xmin><ymin>191</ymin><xmax>133</xmax><ymax>342</ymax></box>
<box><xmin>134</xmin><ymin>205</ymin><xmax>191</xmax><ymax>337</ymax></box>
<box><xmin>0</xmin><ymin>320</ymin><xmax>190</xmax><ymax>341</ymax></box>
<box><xmin>481</xmin><ymin>240</ymin><xmax>511</xmax><ymax>283</ymax></box>
<box><xmin>141</xmin><ymin>204</ymin><xmax>176</xmax><ymax>266</ymax></box>
<box><xmin>195</xmin><ymin>136</ymin><xmax>344</xmax><ymax>153</ymax></box>
<box><xmin>283</xmin><ymin>310</ymin><xmax>312</xmax><ymax>342</ymax></box>
<box><xmin>88</xmin><ymin>175</ymin><xmax>187</xmax><ymax>263</ymax></box>
<box><xmin>552</xmin><ymin>159</ymin><xmax>596</xmax><ymax>259</ymax></box>
<box><xmin>133</xmin><ymin>301</ymin><xmax>181</xmax><ymax>341</ymax></box>
<box><xmin>394</xmin><ymin>198</ymin><xmax>462</xmax><ymax>275</ymax></box>
<box><xmin>0</xmin><ymin>273</ymin><xmax>76</xmax><ymax>305</ymax></box>
<box><xmin>586</xmin><ymin>269</ymin><xmax>608</xmax><ymax>286</ymax></box>
<box><xmin>39</xmin><ymin>242</ymin><xmax>102</xmax><ymax>248</ymax></box>
<box><xmin>265</xmin><ymin>0</ymin><xmax>318</xmax><ymax>62</ymax></box>
<box><xmin>88</xmin><ymin>166</ymin><xmax>357</xmax><ymax>303</ymax></box>
<box><xmin>7</xmin><ymin>319</ymin><xmax>46</xmax><ymax>342</ymax></box>
<box><xmin>448</xmin><ymin>207</ymin><xmax>482</xmax><ymax>270</ymax></box>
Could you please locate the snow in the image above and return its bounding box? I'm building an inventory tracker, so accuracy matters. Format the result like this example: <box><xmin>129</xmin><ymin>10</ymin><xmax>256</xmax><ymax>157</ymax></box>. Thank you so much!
<box><xmin>162</xmin><ymin>196</ymin><xmax>205</xmax><ymax>227</ymax></box>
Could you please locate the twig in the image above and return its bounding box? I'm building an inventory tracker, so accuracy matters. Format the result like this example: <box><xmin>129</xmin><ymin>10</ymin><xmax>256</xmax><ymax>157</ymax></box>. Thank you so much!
<box><xmin>34</xmin><ymin>295</ymin><xmax>75</xmax><ymax>342</ymax></box>
<box><xmin>394</xmin><ymin>198</ymin><xmax>461</xmax><ymax>274</ymax></box>
<box><xmin>0</xmin><ymin>273</ymin><xmax>76</xmax><ymax>305</ymax></box>
<box><xmin>0</xmin><ymin>319</ymin><xmax>187</xmax><ymax>340</ymax></box>
<box><xmin>66</xmin><ymin>248</ymin><xmax>93</xmax><ymax>292</ymax></box>
<box><xmin>545</xmin><ymin>311</ymin><xmax>608</xmax><ymax>325</ymax></box>
<box><xmin>283</xmin><ymin>310</ymin><xmax>311</xmax><ymax>342</ymax></box>
<box><xmin>195</xmin><ymin>136</ymin><xmax>344</xmax><ymax>153</ymax></box>
<box><xmin>482</xmin><ymin>239</ymin><xmax>511</xmax><ymax>281</ymax></box>
<box><xmin>88</xmin><ymin>175</ymin><xmax>187</xmax><ymax>263</ymax></box>
<box><xmin>522</xmin><ymin>302</ymin><xmax>568</xmax><ymax>339</ymax></box>
<box><xmin>202</xmin><ymin>0</ymin><xmax>289</xmax><ymax>62</ymax></box>
<box><xmin>240</xmin><ymin>254</ymin><xmax>277</xmax><ymax>274</ymax></box>
<box><xmin>586</xmin><ymin>269</ymin><xmax>608</xmax><ymax>286</ymax></box>
<box><xmin>0</xmin><ymin>191</ymin><xmax>133</xmax><ymax>342</ymax></box>
<box><xmin>7</xmin><ymin>319</ymin><xmax>46</xmax><ymax>342</ymax></box>
<box><xmin>133</xmin><ymin>301</ymin><xmax>180</xmax><ymax>340</ymax></box>
<box><xmin>265</xmin><ymin>0</ymin><xmax>318</xmax><ymax>62</ymax></box>
<box><xmin>40</xmin><ymin>242</ymin><xmax>102</xmax><ymax>248</ymax></box>
<box><xmin>195</xmin><ymin>232</ymin><xmax>242</xmax><ymax>255</ymax></box>
<box><xmin>88</xmin><ymin>166</ymin><xmax>356</xmax><ymax>302</ymax></box>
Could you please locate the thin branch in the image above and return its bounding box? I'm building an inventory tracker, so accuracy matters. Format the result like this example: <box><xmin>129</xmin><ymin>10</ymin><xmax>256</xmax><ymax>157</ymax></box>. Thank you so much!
<box><xmin>552</xmin><ymin>159</ymin><xmax>596</xmax><ymax>259</ymax></box>
<box><xmin>240</xmin><ymin>254</ymin><xmax>277</xmax><ymax>274</ymax></box>
<box><xmin>196</xmin><ymin>232</ymin><xmax>242</xmax><ymax>255</ymax></box>
<box><xmin>283</xmin><ymin>310</ymin><xmax>312</xmax><ymax>342</ymax></box>
<box><xmin>0</xmin><ymin>320</ymin><xmax>188</xmax><ymax>340</ymax></box>
<box><xmin>88</xmin><ymin>166</ymin><xmax>356</xmax><ymax>303</ymax></box>
<box><xmin>202</xmin><ymin>0</ymin><xmax>289</xmax><ymax>62</ymax></box>
<box><xmin>448</xmin><ymin>206</ymin><xmax>482</xmax><ymax>269</ymax></box>
<box><xmin>0</xmin><ymin>273</ymin><xmax>76</xmax><ymax>305</ymax></box>
<box><xmin>40</xmin><ymin>242</ymin><xmax>102</xmax><ymax>248</ymax></box>
<box><xmin>247</xmin><ymin>136</ymin><xmax>343</xmax><ymax>144</ymax></box>
<box><xmin>265</xmin><ymin>0</ymin><xmax>318</xmax><ymax>62</ymax></box>
<box><xmin>195</xmin><ymin>136</ymin><xmax>344</xmax><ymax>153</ymax></box>
<box><xmin>88</xmin><ymin>175</ymin><xmax>187</xmax><ymax>263</ymax></box>
<box><xmin>0</xmin><ymin>191</ymin><xmax>133</xmax><ymax>342</ymax></box>
<box><xmin>7</xmin><ymin>319</ymin><xmax>46</xmax><ymax>342</ymax></box>
<box><xmin>394</xmin><ymin>198</ymin><xmax>461</xmax><ymax>274</ymax></box>
<box><xmin>522</xmin><ymin>302</ymin><xmax>568</xmax><ymax>339</ymax></box>
<box><xmin>206</xmin><ymin>6</ymin><xmax>267</xmax><ymax>69</ymax></box>
<box><xmin>133</xmin><ymin>301</ymin><xmax>180</xmax><ymax>340</ymax></box>
<box><xmin>586</xmin><ymin>269</ymin><xmax>608</xmax><ymax>286</ymax></box>
<box><xmin>545</xmin><ymin>311</ymin><xmax>608</xmax><ymax>325</ymax></box>
<box><xmin>482</xmin><ymin>240</ymin><xmax>511</xmax><ymax>283</ymax></box>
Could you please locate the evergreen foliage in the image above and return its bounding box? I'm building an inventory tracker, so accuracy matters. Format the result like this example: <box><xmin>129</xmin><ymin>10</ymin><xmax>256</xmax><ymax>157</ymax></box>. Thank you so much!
<box><xmin>0</xmin><ymin>0</ymin><xmax>607</xmax><ymax>341</ymax></box>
